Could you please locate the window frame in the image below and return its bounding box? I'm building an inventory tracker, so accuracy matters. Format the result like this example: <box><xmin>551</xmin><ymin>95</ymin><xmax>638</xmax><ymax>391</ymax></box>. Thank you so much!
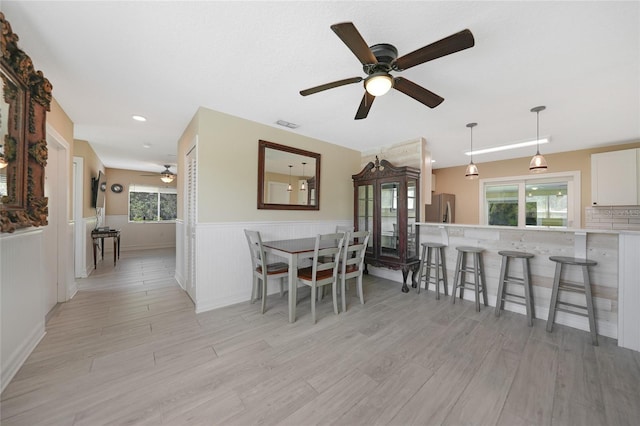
<box><xmin>479</xmin><ymin>171</ymin><xmax>581</xmax><ymax>228</ymax></box>
<box><xmin>128</xmin><ymin>184</ymin><xmax>177</xmax><ymax>223</ymax></box>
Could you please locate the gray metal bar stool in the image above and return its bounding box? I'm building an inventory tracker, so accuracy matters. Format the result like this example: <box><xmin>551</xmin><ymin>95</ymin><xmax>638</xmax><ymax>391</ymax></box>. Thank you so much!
<box><xmin>451</xmin><ymin>246</ymin><xmax>487</xmax><ymax>311</ymax></box>
<box><xmin>495</xmin><ymin>251</ymin><xmax>535</xmax><ymax>326</ymax></box>
<box><xmin>417</xmin><ymin>242</ymin><xmax>448</xmax><ymax>299</ymax></box>
<box><xmin>547</xmin><ymin>256</ymin><xmax>598</xmax><ymax>345</ymax></box>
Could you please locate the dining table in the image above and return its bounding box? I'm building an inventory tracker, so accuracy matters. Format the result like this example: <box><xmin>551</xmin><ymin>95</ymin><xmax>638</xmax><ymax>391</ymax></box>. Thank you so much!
<box><xmin>262</xmin><ymin>236</ymin><xmax>341</xmax><ymax>323</ymax></box>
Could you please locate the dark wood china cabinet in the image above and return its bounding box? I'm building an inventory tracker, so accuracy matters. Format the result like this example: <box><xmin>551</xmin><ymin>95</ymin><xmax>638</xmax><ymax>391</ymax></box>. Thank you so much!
<box><xmin>352</xmin><ymin>157</ymin><xmax>420</xmax><ymax>292</ymax></box>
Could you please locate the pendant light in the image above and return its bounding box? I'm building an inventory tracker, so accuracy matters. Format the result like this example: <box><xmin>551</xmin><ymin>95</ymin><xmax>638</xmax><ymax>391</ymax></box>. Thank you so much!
<box><xmin>300</xmin><ymin>162</ymin><xmax>306</xmax><ymax>191</ymax></box>
<box><xmin>529</xmin><ymin>106</ymin><xmax>548</xmax><ymax>173</ymax></box>
<box><xmin>464</xmin><ymin>122</ymin><xmax>479</xmax><ymax>180</ymax></box>
<box><xmin>287</xmin><ymin>165</ymin><xmax>293</xmax><ymax>192</ymax></box>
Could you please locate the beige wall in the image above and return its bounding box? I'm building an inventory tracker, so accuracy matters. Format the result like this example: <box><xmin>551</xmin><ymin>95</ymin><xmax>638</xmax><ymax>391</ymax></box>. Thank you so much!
<box><xmin>73</xmin><ymin>139</ymin><xmax>105</xmax><ymax>218</ymax></box>
<box><xmin>178</xmin><ymin>107</ymin><xmax>361</xmax><ymax>223</ymax></box>
<box><xmin>433</xmin><ymin>141</ymin><xmax>640</xmax><ymax>225</ymax></box>
<box><xmin>104</xmin><ymin>168</ymin><xmax>178</xmax><ymax>216</ymax></box>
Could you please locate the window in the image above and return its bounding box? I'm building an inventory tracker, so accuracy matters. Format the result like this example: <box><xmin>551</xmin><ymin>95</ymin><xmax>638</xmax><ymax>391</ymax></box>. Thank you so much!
<box><xmin>129</xmin><ymin>185</ymin><xmax>177</xmax><ymax>222</ymax></box>
<box><xmin>480</xmin><ymin>171</ymin><xmax>580</xmax><ymax>228</ymax></box>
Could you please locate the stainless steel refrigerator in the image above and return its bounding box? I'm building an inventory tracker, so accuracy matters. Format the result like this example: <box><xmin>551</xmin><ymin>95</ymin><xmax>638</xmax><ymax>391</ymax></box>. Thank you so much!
<box><xmin>425</xmin><ymin>193</ymin><xmax>455</xmax><ymax>223</ymax></box>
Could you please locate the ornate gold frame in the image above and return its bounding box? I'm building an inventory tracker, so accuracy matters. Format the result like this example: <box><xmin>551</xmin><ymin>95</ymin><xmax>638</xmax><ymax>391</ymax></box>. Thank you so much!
<box><xmin>1</xmin><ymin>12</ymin><xmax>52</xmax><ymax>233</ymax></box>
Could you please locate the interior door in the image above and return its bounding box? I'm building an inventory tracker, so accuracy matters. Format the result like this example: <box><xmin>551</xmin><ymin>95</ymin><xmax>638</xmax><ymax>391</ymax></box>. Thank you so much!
<box><xmin>185</xmin><ymin>144</ymin><xmax>197</xmax><ymax>303</ymax></box>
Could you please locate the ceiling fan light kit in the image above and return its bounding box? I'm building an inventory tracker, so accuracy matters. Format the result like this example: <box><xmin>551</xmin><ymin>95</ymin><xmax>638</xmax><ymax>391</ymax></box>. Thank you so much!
<box><xmin>159</xmin><ymin>165</ymin><xmax>176</xmax><ymax>183</ymax></box>
<box><xmin>300</xmin><ymin>22</ymin><xmax>475</xmax><ymax>120</ymax></box>
<box><xmin>364</xmin><ymin>73</ymin><xmax>393</xmax><ymax>96</ymax></box>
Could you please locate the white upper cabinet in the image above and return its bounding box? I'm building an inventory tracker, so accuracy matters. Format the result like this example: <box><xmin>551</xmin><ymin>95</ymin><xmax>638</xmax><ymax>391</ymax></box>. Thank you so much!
<box><xmin>591</xmin><ymin>148</ymin><xmax>640</xmax><ymax>206</ymax></box>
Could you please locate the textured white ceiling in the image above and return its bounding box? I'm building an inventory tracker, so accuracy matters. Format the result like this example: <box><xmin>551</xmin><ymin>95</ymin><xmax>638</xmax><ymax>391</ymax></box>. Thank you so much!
<box><xmin>3</xmin><ymin>1</ymin><xmax>639</xmax><ymax>173</ymax></box>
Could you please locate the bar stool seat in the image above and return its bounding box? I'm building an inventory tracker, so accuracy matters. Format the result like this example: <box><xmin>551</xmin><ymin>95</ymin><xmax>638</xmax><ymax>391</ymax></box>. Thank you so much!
<box><xmin>495</xmin><ymin>250</ymin><xmax>535</xmax><ymax>326</ymax></box>
<box><xmin>451</xmin><ymin>246</ymin><xmax>487</xmax><ymax>312</ymax></box>
<box><xmin>547</xmin><ymin>256</ymin><xmax>598</xmax><ymax>345</ymax></box>
<box><xmin>417</xmin><ymin>242</ymin><xmax>448</xmax><ymax>299</ymax></box>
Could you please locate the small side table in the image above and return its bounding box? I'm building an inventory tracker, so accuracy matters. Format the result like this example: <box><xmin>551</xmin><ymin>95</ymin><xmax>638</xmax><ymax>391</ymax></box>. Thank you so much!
<box><xmin>91</xmin><ymin>229</ymin><xmax>121</xmax><ymax>268</ymax></box>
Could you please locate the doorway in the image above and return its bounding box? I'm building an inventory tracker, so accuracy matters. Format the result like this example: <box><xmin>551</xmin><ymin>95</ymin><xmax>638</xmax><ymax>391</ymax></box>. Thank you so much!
<box><xmin>43</xmin><ymin>125</ymin><xmax>73</xmax><ymax>314</ymax></box>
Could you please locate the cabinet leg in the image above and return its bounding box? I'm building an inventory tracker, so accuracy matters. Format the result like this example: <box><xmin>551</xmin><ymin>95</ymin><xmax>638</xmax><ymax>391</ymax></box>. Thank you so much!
<box><xmin>411</xmin><ymin>263</ymin><xmax>419</xmax><ymax>288</ymax></box>
<box><xmin>401</xmin><ymin>267</ymin><xmax>410</xmax><ymax>293</ymax></box>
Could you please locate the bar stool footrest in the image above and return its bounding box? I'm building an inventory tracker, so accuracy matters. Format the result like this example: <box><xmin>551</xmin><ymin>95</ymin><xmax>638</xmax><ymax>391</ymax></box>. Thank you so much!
<box><xmin>556</xmin><ymin>306</ymin><xmax>590</xmax><ymax>317</ymax></box>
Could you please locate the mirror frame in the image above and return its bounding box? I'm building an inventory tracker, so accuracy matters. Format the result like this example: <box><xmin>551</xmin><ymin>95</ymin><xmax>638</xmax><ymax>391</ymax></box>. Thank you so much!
<box><xmin>0</xmin><ymin>12</ymin><xmax>52</xmax><ymax>233</ymax></box>
<box><xmin>258</xmin><ymin>140</ymin><xmax>321</xmax><ymax>211</ymax></box>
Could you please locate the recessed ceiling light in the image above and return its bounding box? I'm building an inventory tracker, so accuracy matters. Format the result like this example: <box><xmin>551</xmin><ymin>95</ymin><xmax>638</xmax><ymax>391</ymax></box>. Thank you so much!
<box><xmin>143</xmin><ymin>143</ymin><xmax>151</xmax><ymax>148</ymax></box>
<box><xmin>132</xmin><ymin>115</ymin><xmax>147</xmax><ymax>122</ymax></box>
<box><xmin>464</xmin><ymin>137</ymin><xmax>550</xmax><ymax>156</ymax></box>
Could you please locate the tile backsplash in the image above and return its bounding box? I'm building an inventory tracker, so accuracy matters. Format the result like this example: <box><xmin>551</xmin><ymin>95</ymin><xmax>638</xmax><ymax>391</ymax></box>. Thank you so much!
<box><xmin>585</xmin><ymin>206</ymin><xmax>640</xmax><ymax>230</ymax></box>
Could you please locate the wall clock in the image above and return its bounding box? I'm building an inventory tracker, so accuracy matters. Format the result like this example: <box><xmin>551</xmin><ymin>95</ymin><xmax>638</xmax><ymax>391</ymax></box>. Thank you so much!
<box><xmin>111</xmin><ymin>183</ymin><xmax>123</xmax><ymax>193</ymax></box>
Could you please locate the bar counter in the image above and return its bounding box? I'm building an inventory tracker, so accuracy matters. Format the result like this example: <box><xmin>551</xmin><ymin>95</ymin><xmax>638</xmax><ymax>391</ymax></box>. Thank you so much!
<box><xmin>415</xmin><ymin>223</ymin><xmax>640</xmax><ymax>352</ymax></box>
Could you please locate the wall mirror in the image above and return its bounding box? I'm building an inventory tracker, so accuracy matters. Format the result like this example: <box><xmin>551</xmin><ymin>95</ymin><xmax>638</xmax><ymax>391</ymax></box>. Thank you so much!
<box><xmin>258</xmin><ymin>140</ymin><xmax>320</xmax><ymax>210</ymax></box>
<box><xmin>1</xmin><ymin>62</ymin><xmax>26</xmax><ymax>210</ymax></box>
<box><xmin>1</xmin><ymin>12</ymin><xmax>52</xmax><ymax>233</ymax></box>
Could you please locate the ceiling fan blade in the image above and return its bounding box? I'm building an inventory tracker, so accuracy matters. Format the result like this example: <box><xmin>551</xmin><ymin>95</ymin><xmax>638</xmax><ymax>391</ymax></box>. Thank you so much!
<box><xmin>355</xmin><ymin>92</ymin><xmax>375</xmax><ymax>120</ymax></box>
<box><xmin>394</xmin><ymin>29</ymin><xmax>475</xmax><ymax>71</ymax></box>
<box><xmin>330</xmin><ymin>22</ymin><xmax>377</xmax><ymax>65</ymax></box>
<box><xmin>300</xmin><ymin>77</ymin><xmax>363</xmax><ymax>96</ymax></box>
<box><xmin>393</xmin><ymin>77</ymin><xmax>444</xmax><ymax>108</ymax></box>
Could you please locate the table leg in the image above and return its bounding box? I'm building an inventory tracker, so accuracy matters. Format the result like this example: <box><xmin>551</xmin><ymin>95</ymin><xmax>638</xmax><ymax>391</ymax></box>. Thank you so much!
<box><xmin>100</xmin><ymin>237</ymin><xmax>105</xmax><ymax>260</ymax></box>
<box><xmin>288</xmin><ymin>254</ymin><xmax>298</xmax><ymax>323</ymax></box>
<box><xmin>117</xmin><ymin>236</ymin><xmax>121</xmax><ymax>259</ymax></box>
<box><xmin>113</xmin><ymin>237</ymin><xmax>117</xmax><ymax>266</ymax></box>
<box><xmin>92</xmin><ymin>238</ymin><xmax>97</xmax><ymax>269</ymax></box>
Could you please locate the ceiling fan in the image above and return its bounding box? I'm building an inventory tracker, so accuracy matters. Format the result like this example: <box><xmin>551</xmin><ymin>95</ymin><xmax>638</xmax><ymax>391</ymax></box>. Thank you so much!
<box><xmin>300</xmin><ymin>22</ymin><xmax>475</xmax><ymax>119</ymax></box>
<box><xmin>141</xmin><ymin>165</ymin><xmax>176</xmax><ymax>183</ymax></box>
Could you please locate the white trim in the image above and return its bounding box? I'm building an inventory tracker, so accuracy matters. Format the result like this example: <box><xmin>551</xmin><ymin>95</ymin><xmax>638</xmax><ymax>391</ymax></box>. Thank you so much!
<box><xmin>46</xmin><ymin>125</ymin><xmax>73</xmax><ymax>303</ymax></box>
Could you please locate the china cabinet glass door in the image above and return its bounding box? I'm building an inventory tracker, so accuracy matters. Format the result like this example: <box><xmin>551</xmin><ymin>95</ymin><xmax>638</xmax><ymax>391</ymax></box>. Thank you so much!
<box><xmin>380</xmin><ymin>181</ymin><xmax>399</xmax><ymax>259</ymax></box>
<box><xmin>357</xmin><ymin>184</ymin><xmax>374</xmax><ymax>254</ymax></box>
<box><xmin>407</xmin><ymin>179</ymin><xmax>418</xmax><ymax>259</ymax></box>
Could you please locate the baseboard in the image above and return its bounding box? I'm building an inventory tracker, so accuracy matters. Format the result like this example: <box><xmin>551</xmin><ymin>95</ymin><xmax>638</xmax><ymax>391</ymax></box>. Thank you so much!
<box><xmin>1</xmin><ymin>324</ymin><xmax>46</xmax><ymax>393</ymax></box>
<box><xmin>175</xmin><ymin>271</ymin><xmax>186</xmax><ymax>290</ymax></box>
<box><xmin>195</xmin><ymin>293</ymin><xmax>248</xmax><ymax>314</ymax></box>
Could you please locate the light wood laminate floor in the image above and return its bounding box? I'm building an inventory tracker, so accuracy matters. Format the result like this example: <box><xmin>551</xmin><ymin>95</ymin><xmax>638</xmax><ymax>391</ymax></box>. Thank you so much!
<box><xmin>2</xmin><ymin>248</ymin><xmax>639</xmax><ymax>425</ymax></box>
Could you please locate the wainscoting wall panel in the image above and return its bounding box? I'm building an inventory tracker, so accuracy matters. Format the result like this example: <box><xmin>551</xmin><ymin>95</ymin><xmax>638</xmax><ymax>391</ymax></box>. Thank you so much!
<box><xmin>175</xmin><ymin>219</ymin><xmax>185</xmax><ymax>290</ymax></box>
<box><xmin>103</xmin><ymin>215</ymin><xmax>176</xmax><ymax>252</ymax></box>
<box><xmin>80</xmin><ymin>217</ymin><xmax>97</xmax><ymax>277</ymax></box>
<box><xmin>192</xmin><ymin>220</ymin><xmax>352</xmax><ymax>313</ymax></box>
<box><xmin>0</xmin><ymin>229</ymin><xmax>46</xmax><ymax>392</ymax></box>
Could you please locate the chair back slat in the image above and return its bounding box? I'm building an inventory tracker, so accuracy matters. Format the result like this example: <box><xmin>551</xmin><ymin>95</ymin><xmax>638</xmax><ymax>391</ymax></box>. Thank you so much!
<box><xmin>244</xmin><ymin>229</ymin><xmax>266</xmax><ymax>272</ymax></box>
<box><xmin>341</xmin><ymin>230</ymin><xmax>370</xmax><ymax>275</ymax></box>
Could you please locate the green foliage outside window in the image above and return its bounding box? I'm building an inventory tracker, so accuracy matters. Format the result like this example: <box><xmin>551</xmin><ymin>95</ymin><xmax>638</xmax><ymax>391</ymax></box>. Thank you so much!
<box><xmin>129</xmin><ymin>189</ymin><xmax>177</xmax><ymax>222</ymax></box>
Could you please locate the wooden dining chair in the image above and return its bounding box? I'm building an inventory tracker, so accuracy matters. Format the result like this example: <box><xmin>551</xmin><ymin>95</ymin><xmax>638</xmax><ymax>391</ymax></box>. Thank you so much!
<box><xmin>296</xmin><ymin>232</ymin><xmax>346</xmax><ymax>323</ymax></box>
<box><xmin>244</xmin><ymin>229</ymin><xmax>288</xmax><ymax>314</ymax></box>
<box><xmin>338</xmin><ymin>230</ymin><xmax>370</xmax><ymax>312</ymax></box>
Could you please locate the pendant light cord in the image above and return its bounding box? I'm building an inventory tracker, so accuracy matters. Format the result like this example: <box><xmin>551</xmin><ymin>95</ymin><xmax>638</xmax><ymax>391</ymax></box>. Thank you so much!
<box><xmin>536</xmin><ymin>110</ymin><xmax>540</xmax><ymax>155</ymax></box>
